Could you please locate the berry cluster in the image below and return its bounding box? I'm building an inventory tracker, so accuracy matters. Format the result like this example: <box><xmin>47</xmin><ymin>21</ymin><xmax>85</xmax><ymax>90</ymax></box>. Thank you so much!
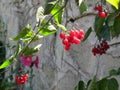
<box><xmin>92</xmin><ymin>40</ymin><xmax>110</xmax><ymax>56</ymax></box>
<box><xmin>15</xmin><ymin>74</ymin><xmax>28</xmax><ymax>85</ymax></box>
<box><xmin>94</xmin><ymin>5</ymin><xmax>107</xmax><ymax>18</ymax></box>
<box><xmin>60</xmin><ymin>29</ymin><xmax>84</xmax><ymax>50</ymax></box>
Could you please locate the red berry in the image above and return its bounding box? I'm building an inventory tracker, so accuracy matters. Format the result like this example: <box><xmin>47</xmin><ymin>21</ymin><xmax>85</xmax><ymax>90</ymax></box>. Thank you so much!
<box><xmin>94</xmin><ymin>6</ymin><xmax>102</xmax><ymax>12</ymax></box>
<box><xmin>72</xmin><ymin>37</ymin><xmax>81</xmax><ymax>44</ymax></box>
<box><xmin>15</xmin><ymin>74</ymin><xmax>28</xmax><ymax>85</ymax></box>
<box><xmin>79</xmin><ymin>29</ymin><xmax>84</xmax><ymax>35</ymax></box>
<box><xmin>74</xmin><ymin>30</ymin><xmax>79</xmax><ymax>36</ymax></box>
<box><xmin>62</xmin><ymin>38</ymin><xmax>69</xmax><ymax>45</ymax></box>
<box><xmin>65</xmin><ymin>45</ymin><xmax>70</xmax><ymax>50</ymax></box>
<box><xmin>70</xmin><ymin>30</ymin><xmax>75</xmax><ymax>36</ymax></box>
<box><xmin>97</xmin><ymin>6</ymin><xmax>102</xmax><ymax>12</ymax></box>
<box><xmin>98</xmin><ymin>11</ymin><xmax>107</xmax><ymax>18</ymax></box>
<box><xmin>94</xmin><ymin>6</ymin><xmax>98</xmax><ymax>11</ymax></box>
<box><xmin>77</xmin><ymin>34</ymin><xmax>84</xmax><ymax>40</ymax></box>
<box><xmin>60</xmin><ymin>32</ymin><xmax>65</xmax><ymax>39</ymax></box>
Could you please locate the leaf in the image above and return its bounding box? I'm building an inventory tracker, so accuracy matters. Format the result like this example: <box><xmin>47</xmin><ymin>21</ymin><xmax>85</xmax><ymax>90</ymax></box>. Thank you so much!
<box><xmin>79</xmin><ymin>1</ymin><xmax>87</xmax><ymax>14</ymax></box>
<box><xmin>113</xmin><ymin>14</ymin><xmax>120</xmax><ymax>37</ymax></box>
<box><xmin>109</xmin><ymin>69</ymin><xmax>118</xmax><ymax>76</ymax></box>
<box><xmin>34</xmin><ymin>44</ymin><xmax>42</xmax><ymax>51</ymax></box>
<box><xmin>39</xmin><ymin>24</ymin><xmax>56</xmax><ymax>36</ymax></box>
<box><xmin>106</xmin><ymin>0</ymin><xmax>119</xmax><ymax>9</ymax></box>
<box><xmin>44</xmin><ymin>0</ymin><xmax>57</xmax><ymax>15</ymax></box>
<box><xmin>57</xmin><ymin>24</ymin><xmax>67</xmax><ymax>31</ymax></box>
<box><xmin>23</xmin><ymin>46</ymin><xmax>39</xmax><ymax>56</ymax></box>
<box><xmin>36</xmin><ymin>6</ymin><xmax>46</xmax><ymax>24</ymax></box>
<box><xmin>75</xmin><ymin>0</ymin><xmax>83</xmax><ymax>6</ymax></box>
<box><xmin>22</xmin><ymin>31</ymin><xmax>43</xmax><ymax>43</ymax></box>
<box><xmin>97</xmin><ymin>78</ymin><xmax>108</xmax><ymax>90</ymax></box>
<box><xmin>107</xmin><ymin>78</ymin><xmax>119</xmax><ymax>90</ymax></box>
<box><xmin>14</xmin><ymin>44</ymin><xmax>21</xmax><ymax>57</ymax></box>
<box><xmin>87</xmin><ymin>76</ymin><xmax>98</xmax><ymax>90</ymax></box>
<box><xmin>117</xmin><ymin>67</ymin><xmax>120</xmax><ymax>75</ymax></box>
<box><xmin>100</xmin><ymin>25</ymin><xmax>110</xmax><ymax>41</ymax></box>
<box><xmin>94</xmin><ymin>15</ymin><xmax>105</xmax><ymax>40</ymax></box>
<box><xmin>78</xmin><ymin>81</ymin><xmax>86</xmax><ymax>90</ymax></box>
<box><xmin>12</xmin><ymin>24</ymin><xmax>31</xmax><ymax>41</ymax></box>
<box><xmin>51</xmin><ymin>3</ymin><xmax>63</xmax><ymax>24</ymax></box>
<box><xmin>106</xmin><ymin>13</ymin><xmax>116</xmax><ymax>27</ymax></box>
<box><xmin>82</xmin><ymin>27</ymin><xmax>92</xmax><ymax>42</ymax></box>
<box><xmin>0</xmin><ymin>57</ymin><xmax>14</xmax><ymax>69</ymax></box>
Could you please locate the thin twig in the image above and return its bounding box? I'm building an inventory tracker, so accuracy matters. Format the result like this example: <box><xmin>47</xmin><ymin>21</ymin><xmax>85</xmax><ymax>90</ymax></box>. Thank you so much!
<box><xmin>109</xmin><ymin>42</ymin><xmax>120</xmax><ymax>46</ymax></box>
<box><xmin>66</xmin><ymin>12</ymin><xmax>96</xmax><ymax>23</ymax></box>
<box><xmin>64</xmin><ymin>60</ymin><xmax>89</xmax><ymax>80</ymax></box>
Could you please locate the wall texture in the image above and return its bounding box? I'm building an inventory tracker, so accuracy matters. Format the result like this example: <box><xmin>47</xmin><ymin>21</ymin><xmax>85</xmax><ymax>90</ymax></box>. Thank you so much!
<box><xmin>0</xmin><ymin>0</ymin><xmax>120</xmax><ymax>90</ymax></box>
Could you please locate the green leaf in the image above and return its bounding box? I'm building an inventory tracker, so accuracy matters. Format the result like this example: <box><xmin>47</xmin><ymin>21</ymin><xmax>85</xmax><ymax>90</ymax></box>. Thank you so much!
<box><xmin>109</xmin><ymin>68</ymin><xmax>120</xmax><ymax>76</ymax></box>
<box><xmin>34</xmin><ymin>44</ymin><xmax>42</xmax><ymax>51</ymax></box>
<box><xmin>51</xmin><ymin>3</ymin><xmax>63</xmax><ymax>24</ymax></box>
<box><xmin>14</xmin><ymin>44</ymin><xmax>21</xmax><ymax>57</ymax></box>
<box><xmin>57</xmin><ymin>24</ymin><xmax>67</xmax><ymax>31</ymax></box>
<box><xmin>87</xmin><ymin>76</ymin><xmax>98</xmax><ymax>90</ymax></box>
<box><xmin>117</xmin><ymin>67</ymin><xmax>120</xmax><ymax>75</ymax></box>
<box><xmin>21</xmin><ymin>31</ymin><xmax>43</xmax><ymax>43</ymax></box>
<box><xmin>106</xmin><ymin>13</ymin><xmax>116</xmax><ymax>27</ymax></box>
<box><xmin>113</xmin><ymin>14</ymin><xmax>120</xmax><ymax>37</ymax></box>
<box><xmin>75</xmin><ymin>0</ymin><xmax>83</xmax><ymax>6</ymax></box>
<box><xmin>110</xmin><ymin>26</ymin><xmax>116</xmax><ymax>38</ymax></box>
<box><xmin>106</xmin><ymin>0</ymin><xmax>119</xmax><ymax>9</ymax></box>
<box><xmin>23</xmin><ymin>46</ymin><xmax>39</xmax><ymax>56</ymax></box>
<box><xmin>109</xmin><ymin>69</ymin><xmax>118</xmax><ymax>76</ymax></box>
<box><xmin>107</xmin><ymin>78</ymin><xmax>119</xmax><ymax>90</ymax></box>
<box><xmin>39</xmin><ymin>24</ymin><xmax>56</xmax><ymax>36</ymax></box>
<box><xmin>100</xmin><ymin>25</ymin><xmax>110</xmax><ymax>41</ymax></box>
<box><xmin>82</xmin><ymin>27</ymin><xmax>92</xmax><ymax>42</ymax></box>
<box><xmin>97</xmin><ymin>78</ymin><xmax>108</xmax><ymax>90</ymax></box>
<box><xmin>94</xmin><ymin>15</ymin><xmax>105</xmax><ymax>40</ymax></box>
<box><xmin>36</xmin><ymin>6</ymin><xmax>46</xmax><ymax>24</ymax></box>
<box><xmin>78</xmin><ymin>81</ymin><xmax>86</xmax><ymax>90</ymax></box>
<box><xmin>79</xmin><ymin>1</ymin><xmax>87</xmax><ymax>14</ymax></box>
<box><xmin>12</xmin><ymin>24</ymin><xmax>31</xmax><ymax>41</ymax></box>
<box><xmin>44</xmin><ymin>0</ymin><xmax>57</xmax><ymax>15</ymax></box>
<box><xmin>0</xmin><ymin>57</ymin><xmax>14</xmax><ymax>69</ymax></box>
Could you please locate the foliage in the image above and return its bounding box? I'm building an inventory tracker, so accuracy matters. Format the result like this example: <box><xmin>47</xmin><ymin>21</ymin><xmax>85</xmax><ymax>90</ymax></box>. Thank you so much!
<box><xmin>74</xmin><ymin>76</ymin><xmax>119</xmax><ymax>90</ymax></box>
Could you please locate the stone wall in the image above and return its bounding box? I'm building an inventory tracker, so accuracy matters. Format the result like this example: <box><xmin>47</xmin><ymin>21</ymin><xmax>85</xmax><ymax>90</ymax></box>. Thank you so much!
<box><xmin>0</xmin><ymin>0</ymin><xmax>120</xmax><ymax>90</ymax></box>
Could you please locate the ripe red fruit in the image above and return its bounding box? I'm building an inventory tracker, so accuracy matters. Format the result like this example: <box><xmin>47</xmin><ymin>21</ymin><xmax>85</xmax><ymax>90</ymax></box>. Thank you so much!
<box><xmin>98</xmin><ymin>11</ymin><xmax>107</xmax><ymax>18</ymax></box>
<box><xmin>74</xmin><ymin>30</ymin><xmax>79</xmax><ymax>36</ymax></box>
<box><xmin>60</xmin><ymin>32</ymin><xmax>65</xmax><ymax>39</ymax></box>
<box><xmin>79</xmin><ymin>29</ymin><xmax>84</xmax><ymax>35</ymax></box>
<box><xmin>65</xmin><ymin>45</ymin><xmax>70</xmax><ymax>50</ymax></box>
<box><xmin>94</xmin><ymin>6</ymin><xmax>102</xmax><ymax>12</ymax></box>
<box><xmin>15</xmin><ymin>74</ymin><xmax>28</xmax><ymax>85</ymax></box>
<box><xmin>97</xmin><ymin>6</ymin><xmax>102</xmax><ymax>12</ymax></box>
<box><xmin>70</xmin><ymin>30</ymin><xmax>76</xmax><ymax>36</ymax></box>
<box><xmin>60</xmin><ymin>29</ymin><xmax>84</xmax><ymax>51</ymax></box>
<box><xmin>72</xmin><ymin>37</ymin><xmax>81</xmax><ymax>44</ymax></box>
<box><xmin>62</xmin><ymin>38</ymin><xmax>69</xmax><ymax>45</ymax></box>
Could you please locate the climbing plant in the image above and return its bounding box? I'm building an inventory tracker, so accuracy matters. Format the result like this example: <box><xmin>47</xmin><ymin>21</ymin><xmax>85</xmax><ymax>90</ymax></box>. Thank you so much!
<box><xmin>0</xmin><ymin>0</ymin><xmax>120</xmax><ymax>90</ymax></box>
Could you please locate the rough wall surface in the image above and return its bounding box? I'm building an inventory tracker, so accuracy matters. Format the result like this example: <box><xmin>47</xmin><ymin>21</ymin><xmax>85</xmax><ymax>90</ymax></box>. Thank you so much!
<box><xmin>0</xmin><ymin>0</ymin><xmax>120</xmax><ymax>90</ymax></box>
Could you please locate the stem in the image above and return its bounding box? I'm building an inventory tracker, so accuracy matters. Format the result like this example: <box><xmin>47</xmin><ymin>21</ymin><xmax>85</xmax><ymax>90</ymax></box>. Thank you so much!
<box><xmin>109</xmin><ymin>42</ymin><xmax>120</xmax><ymax>46</ymax></box>
<box><xmin>95</xmin><ymin>55</ymin><xmax>100</xmax><ymax>77</ymax></box>
<box><xmin>67</xmin><ymin>12</ymin><xmax>96</xmax><ymax>24</ymax></box>
<box><xmin>20</xmin><ymin>0</ymin><xmax>68</xmax><ymax>55</ymax></box>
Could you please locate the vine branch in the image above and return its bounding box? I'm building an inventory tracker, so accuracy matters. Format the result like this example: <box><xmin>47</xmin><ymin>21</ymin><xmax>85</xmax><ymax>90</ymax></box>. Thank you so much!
<box><xmin>20</xmin><ymin>0</ymin><xmax>68</xmax><ymax>55</ymax></box>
